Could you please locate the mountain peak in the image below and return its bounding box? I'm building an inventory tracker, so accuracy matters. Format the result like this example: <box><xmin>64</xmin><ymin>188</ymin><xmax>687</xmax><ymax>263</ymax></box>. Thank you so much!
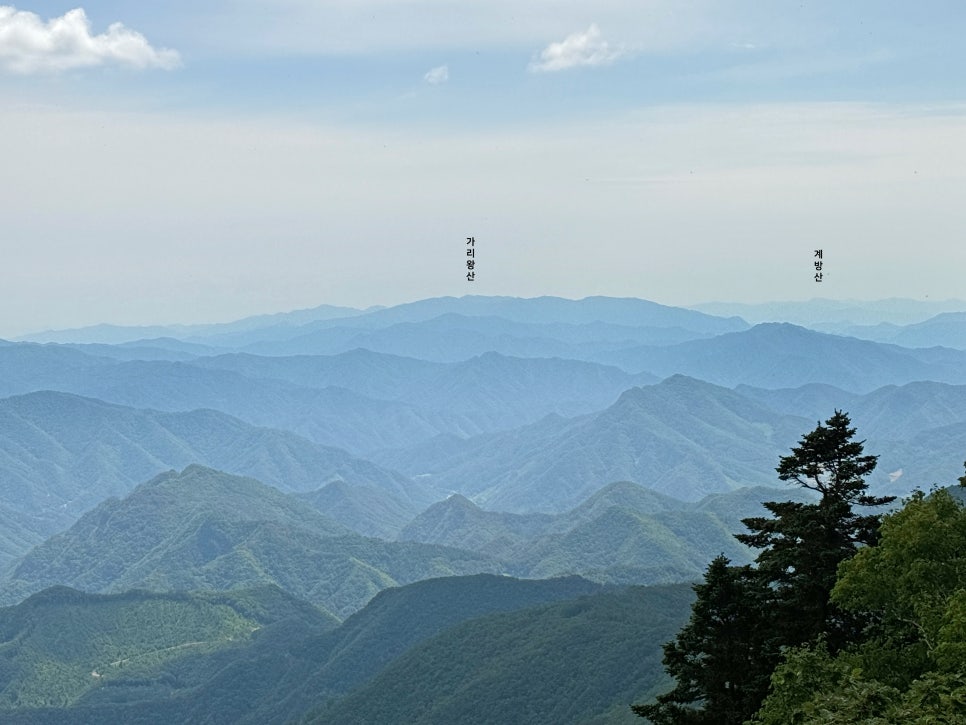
<box><xmin>444</xmin><ymin>493</ymin><xmax>479</xmax><ymax>508</ymax></box>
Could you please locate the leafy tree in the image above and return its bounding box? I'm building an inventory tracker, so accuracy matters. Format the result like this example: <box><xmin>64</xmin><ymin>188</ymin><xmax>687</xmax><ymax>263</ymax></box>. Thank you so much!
<box><xmin>751</xmin><ymin>486</ymin><xmax>966</xmax><ymax>724</ymax></box>
<box><xmin>832</xmin><ymin>487</ymin><xmax>966</xmax><ymax>682</ymax></box>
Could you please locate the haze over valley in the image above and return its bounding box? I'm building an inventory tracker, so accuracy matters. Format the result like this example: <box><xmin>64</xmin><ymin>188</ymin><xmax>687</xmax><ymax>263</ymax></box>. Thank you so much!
<box><xmin>1</xmin><ymin>294</ymin><xmax>965</xmax><ymax>722</ymax></box>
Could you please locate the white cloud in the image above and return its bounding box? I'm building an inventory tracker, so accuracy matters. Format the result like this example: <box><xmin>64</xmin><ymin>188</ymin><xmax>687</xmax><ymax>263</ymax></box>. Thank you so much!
<box><xmin>424</xmin><ymin>63</ymin><xmax>448</xmax><ymax>85</ymax></box>
<box><xmin>0</xmin><ymin>6</ymin><xmax>181</xmax><ymax>73</ymax></box>
<box><xmin>529</xmin><ymin>23</ymin><xmax>626</xmax><ymax>72</ymax></box>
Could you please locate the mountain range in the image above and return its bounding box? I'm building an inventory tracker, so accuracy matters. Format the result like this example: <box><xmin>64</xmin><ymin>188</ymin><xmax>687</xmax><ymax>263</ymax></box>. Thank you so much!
<box><xmin>0</xmin><ymin>391</ymin><xmax>425</xmax><ymax>567</ymax></box>
<box><xmin>0</xmin><ymin>466</ymin><xmax>501</xmax><ymax>617</ymax></box>
<box><xmin>0</xmin><ymin>466</ymin><xmax>808</xmax><ymax>612</ymax></box>
<box><xmin>3</xmin><ymin>294</ymin><xmax>966</xmax><ymax>723</ymax></box>
<box><xmin>377</xmin><ymin>375</ymin><xmax>810</xmax><ymax>509</ymax></box>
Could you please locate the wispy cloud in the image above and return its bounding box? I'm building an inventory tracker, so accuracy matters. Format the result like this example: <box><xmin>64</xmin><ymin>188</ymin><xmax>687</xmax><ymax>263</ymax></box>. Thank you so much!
<box><xmin>0</xmin><ymin>6</ymin><xmax>181</xmax><ymax>74</ymax></box>
<box><xmin>529</xmin><ymin>23</ymin><xmax>626</xmax><ymax>73</ymax></box>
<box><xmin>424</xmin><ymin>64</ymin><xmax>448</xmax><ymax>85</ymax></box>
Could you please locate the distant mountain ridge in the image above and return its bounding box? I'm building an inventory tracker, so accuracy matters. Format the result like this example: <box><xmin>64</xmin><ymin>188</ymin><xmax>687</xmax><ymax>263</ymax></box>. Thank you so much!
<box><xmin>0</xmin><ymin>344</ymin><xmax>656</xmax><ymax>452</ymax></box>
<box><xmin>376</xmin><ymin>373</ymin><xmax>966</xmax><ymax>513</ymax></box>
<box><xmin>14</xmin><ymin>295</ymin><xmax>747</xmax><ymax>352</ymax></box>
<box><xmin>597</xmin><ymin>322</ymin><xmax>966</xmax><ymax>388</ymax></box>
<box><xmin>4</xmin><ymin>294</ymin><xmax>966</xmax><ymax>724</ymax></box>
<box><xmin>0</xmin><ymin>391</ymin><xmax>427</xmax><ymax>567</ymax></box>
<box><xmin>690</xmin><ymin>297</ymin><xmax>966</xmax><ymax>326</ymax></box>
<box><xmin>821</xmin><ymin>311</ymin><xmax>966</xmax><ymax>350</ymax></box>
<box><xmin>15</xmin><ymin>303</ymin><xmax>373</xmax><ymax>345</ymax></box>
<box><xmin>379</xmin><ymin>374</ymin><xmax>811</xmax><ymax>510</ymax></box>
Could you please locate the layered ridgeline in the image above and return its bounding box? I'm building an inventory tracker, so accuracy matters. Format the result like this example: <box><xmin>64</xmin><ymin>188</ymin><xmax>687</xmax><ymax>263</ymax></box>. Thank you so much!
<box><xmin>27</xmin><ymin>294</ymin><xmax>966</xmax><ymax>355</ymax></box>
<box><xmin>0</xmin><ymin>391</ymin><xmax>427</xmax><ymax>567</ymax></box>
<box><xmin>1</xmin><ymin>467</ymin><xmax>812</xmax><ymax>611</ymax></box>
<box><xmin>0</xmin><ymin>344</ymin><xmax>655</xmax><ymax>453</ymax></box>
<box><xmin>593</xmin><ymin>322</ymin><xmax>966</xmax><ymax>390</ymax></box>
<box><xmin>813</xmin><ymin>311</ymin><xmax>966</xmax><ymax>348</ymax></box>
<box><xmin>375</xmin><ymin>374</ymin><xmax>966</xmax><ymax>510</ymax></box>
<box><xmin>18</xmin><ymin>295</ymin><xmax>747</xmax><ymax>351</ymax></box>
<box><xmin>397</xmin><ymin>482</ymin><xmax>814</xmax><ymax>584</ymax></box>
<box><xmin>192</xmin><ymin>348</ymin><xmax>658</xmax><ymax>433</ymax></box>
<box><xmin>0</xmin><ymin>466</ymin><xmax>500</xmax><ymax>617</ymax></box>
<box><xmin>294</xmin><ymin>479</ymin><xmax>419</xmax><ymax>539</ymax></box>
<box><xmin>693</xmin><ymin>298</ymin><xmax>966</xmax><ymax>348</ymax></box>
<box><xmin>737</xmin><ymin>379</ymin><xmax>966</xmax><ymax>440</ymax></box>
<box><xmin>10</xmin><ymin>320</ymin><xmax>966</xmax><ymax>430</ymax></box>
<box><xmin>0</xmin><ymin>347</ymin><xmax>468</xmax><ymax>455</ymax></box>
<box><xmin>0</xmin><ymin>578</ymin><xmax>690</xmax><ymax>725</ymax></box>
<box><xmin>376</xmin><ymin>375</ymin><xmax>812</xmax><ymax>509</ymax></box>
<box><xmin>3</xmin><ymin>375</ymin><xmax>964</xmax><ymax>575</ymax></box>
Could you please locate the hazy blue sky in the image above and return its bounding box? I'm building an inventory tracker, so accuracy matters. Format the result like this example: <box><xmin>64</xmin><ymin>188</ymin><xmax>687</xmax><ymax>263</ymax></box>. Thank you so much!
<box><xmin>2</xmin><ymin>1</ymin><xmax>966</xmax><ymax>336</ymax></box>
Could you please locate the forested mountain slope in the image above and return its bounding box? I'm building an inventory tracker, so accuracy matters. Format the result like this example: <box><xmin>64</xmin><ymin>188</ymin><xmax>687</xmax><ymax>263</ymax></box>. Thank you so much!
<box><xmin>0</xmin><ymin>392</ymin><xmax>426</xmax><ymax>566</ymax></box>
<box><xmin>380</xmin><ymin>375</ymin><xmax>809</xmax><ymax>510</ymax></box>
<box><xmin>0</xmin><ymin>467</ymin><xmax>500</xmax><ymax>616</ymax></box>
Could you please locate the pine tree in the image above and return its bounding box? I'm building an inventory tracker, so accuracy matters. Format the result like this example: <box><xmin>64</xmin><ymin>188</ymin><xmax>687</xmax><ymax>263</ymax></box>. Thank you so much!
<box><xmin>634</xmin><ymin>411</ymin><xmax>894</xmax><ymax>723</ymax></box>
<box><xmin>737</xmin><ymin>410</ymin><xmax>894</xmax><ymax>651</ymax></box>
<box><xmin>632</xmin><ymin>557</ymin><xmax>779</xmax><ymax>725</ymax></box>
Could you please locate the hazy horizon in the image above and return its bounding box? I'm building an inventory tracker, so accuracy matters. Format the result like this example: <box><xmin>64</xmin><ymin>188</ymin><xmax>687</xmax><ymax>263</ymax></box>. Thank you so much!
<box><xmin>8</xmin><ymin>293</ymin><xmax>966</xmax><ymax>341</ymax></box>
<box><xmin>4</xmin><ymin>2</ymin><xmax>965</xmax><ymax>337</ymax></box>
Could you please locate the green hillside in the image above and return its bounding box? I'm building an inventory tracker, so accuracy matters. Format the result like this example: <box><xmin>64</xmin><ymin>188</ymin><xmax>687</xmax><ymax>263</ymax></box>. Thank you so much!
<box><xmin>0</xmin><ymin>585</ymin><xmax>336</xmax><ymax>712</ymax></box>
<box><xmin>0</xmin><ymin>575</ymin><xmax>606</xmax><ymax>724</ymax></box>
<box><xmin>299</xmin><ymin>574</ymin><xmax>603</xmax><ymax>701</ymax></box>
<box><xmin>399</xmin><ymin>482</ymin><xmax>817</xmax><ymax>584</ymax></box>
<box><xmin>295</xmin><ymin>479</ymin><xmax>418</xmax><ymax>539</ymax></box>
<box><xmin>309</xmin><ymin>583</ymin><xmax>695</xmax><ymax>725</ymax></box>
<box><xmin>0</xmin><ymin>466</ymin><xmax>502</xmax><ymax>616</ymax></box>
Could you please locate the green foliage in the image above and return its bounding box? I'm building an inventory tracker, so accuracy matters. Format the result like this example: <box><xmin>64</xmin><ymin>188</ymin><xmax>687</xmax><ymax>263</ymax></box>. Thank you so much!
<box><xmin>751</xmin><ymin>486</ymin><xmax>966</xmax><ymax>723</ymax></box>
<box><xmin>774</xmin><ymin>410</ymin><xmax>880</xmax><ymax>504</ymax></box>
<box><xmin>633</xmin><ymin>558</ymin><xmax>777</xmax><ymax>724</ymax></box>
<box><xmin>832</xmin><ymin>487</ymin><xmax>966</xmax><ymax>684</ymax></box>
<box><xmin>833</xmin><ymin>488</ymin><xmax>966</xmax><ymax>674</ymax></box>
<box><xmin>889</xmin><ymin>672</ymin><xmax>966</xmax><ymax>723</ymax></box>
<box><xmin>753</xmin><ymin>658</ymin><xmax>966</xmax><ymax>724</ymax></box>
<box><xmin>749</xmin><ymin>642</ymin><xmax>847</xmax><ymax>725</ymax></box>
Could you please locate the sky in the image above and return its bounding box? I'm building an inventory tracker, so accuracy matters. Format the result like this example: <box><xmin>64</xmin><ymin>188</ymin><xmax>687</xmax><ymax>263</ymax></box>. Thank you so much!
<box><xmin>2</xmin><ymin>1</ymin><xmax>966</xmax><ymax>336</ymax></box>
